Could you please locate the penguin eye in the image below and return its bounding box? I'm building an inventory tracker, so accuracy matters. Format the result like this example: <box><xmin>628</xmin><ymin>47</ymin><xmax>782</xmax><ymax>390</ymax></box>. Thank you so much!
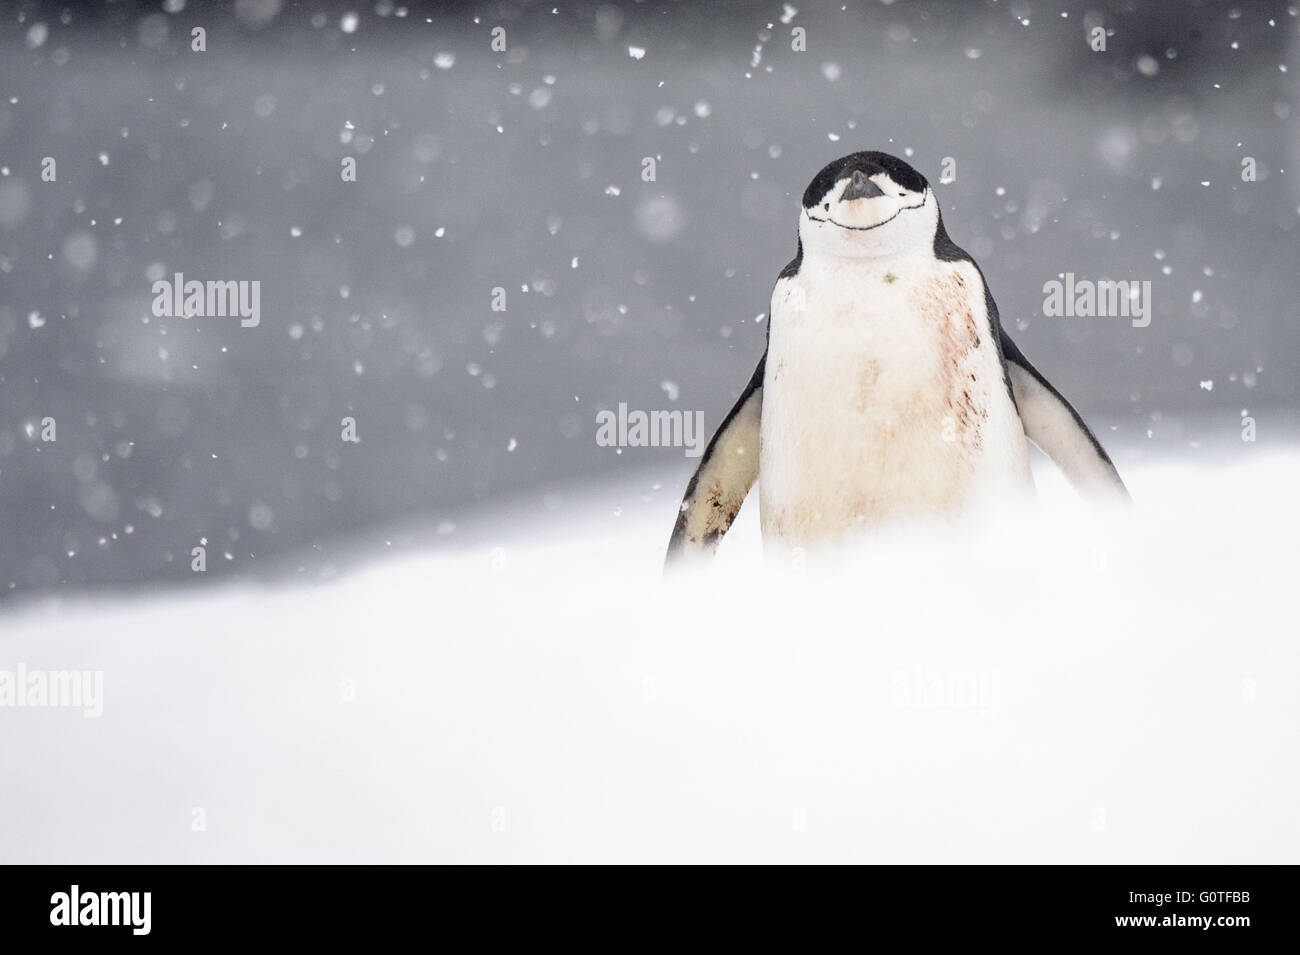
<box><xmin>823</xmin><ymin>202</ymin><xmax>830</xmax><ymax>212</ymax></box>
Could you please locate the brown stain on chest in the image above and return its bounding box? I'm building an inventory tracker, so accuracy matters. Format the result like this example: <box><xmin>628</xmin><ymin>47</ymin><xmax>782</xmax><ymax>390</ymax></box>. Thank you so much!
<box><xmin>911</xmin><ymin>270</ymin><xmax>989</xmax><ymax>455</ymax></box>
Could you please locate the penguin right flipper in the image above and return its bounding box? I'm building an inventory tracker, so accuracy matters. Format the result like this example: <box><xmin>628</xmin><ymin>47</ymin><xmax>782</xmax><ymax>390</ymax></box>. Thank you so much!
<box><xmin>664</xmin><ymin>354</ymin><xmax>765</xmax><ymax>567</ymax></box>
<box><xmin>1001</xmin><ymin>333</ymin><xmax>1130</xmax><ymax>500</ymax></box>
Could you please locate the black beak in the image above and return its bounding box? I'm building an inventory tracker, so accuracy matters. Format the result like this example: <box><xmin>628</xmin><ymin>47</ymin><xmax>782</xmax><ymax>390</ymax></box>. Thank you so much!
<box><xmin>841</xmin><ymin>170</ymin><xmax>885</xmax><ymax>201</ymax></box>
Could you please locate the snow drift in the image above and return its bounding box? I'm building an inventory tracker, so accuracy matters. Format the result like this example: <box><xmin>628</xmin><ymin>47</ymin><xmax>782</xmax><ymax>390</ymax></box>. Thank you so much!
<box><xmin>1</xmin><ymin>447</ymin><xmax>1297</xmax><ymax>863</ymax></box>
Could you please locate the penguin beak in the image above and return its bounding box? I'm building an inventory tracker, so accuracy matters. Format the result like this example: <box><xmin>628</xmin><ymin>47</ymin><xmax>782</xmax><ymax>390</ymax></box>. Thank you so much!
<box><xmin>840</xmin><ymin>170</ymin><xmax>885</xmax><ymax>202</ymax></box>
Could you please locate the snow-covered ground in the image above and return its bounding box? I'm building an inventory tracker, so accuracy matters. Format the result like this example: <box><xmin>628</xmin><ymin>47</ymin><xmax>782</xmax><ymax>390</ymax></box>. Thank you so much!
<box><xmin>2</xmin><ymin>446</ymin><xmax>1297</xmax><ymax>863</ymax></box>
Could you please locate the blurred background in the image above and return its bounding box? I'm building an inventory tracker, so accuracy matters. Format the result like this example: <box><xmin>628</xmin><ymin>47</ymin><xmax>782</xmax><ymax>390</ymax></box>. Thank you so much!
<box><xmin>0</xmin><ymin>0</ymin><xmax>1297</xmax><ymax>598</ymax></box>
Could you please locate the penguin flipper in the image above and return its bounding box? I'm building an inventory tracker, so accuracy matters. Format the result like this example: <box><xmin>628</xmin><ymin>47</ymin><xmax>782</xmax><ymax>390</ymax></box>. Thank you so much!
<box><xmin>665</xmin><ymin>354</ymin><xmax>765</xmax><ymax>567</ymax></box>
<box><xmin>1001</xmin><ymin>334</ymin><xmax>1130</xmax><ymax>500</ymax></box>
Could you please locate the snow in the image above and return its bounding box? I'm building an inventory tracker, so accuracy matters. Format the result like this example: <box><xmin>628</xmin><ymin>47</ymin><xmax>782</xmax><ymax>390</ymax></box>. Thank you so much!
<box><xmin>2</xmin><ymin>447</ymin><xmax>1298</xmax><ymax>863</ymax></box>
<box><xmin>1</xmin><ymin>0</ymin><xmax>1297</xmax><ymax>863</ymax></box>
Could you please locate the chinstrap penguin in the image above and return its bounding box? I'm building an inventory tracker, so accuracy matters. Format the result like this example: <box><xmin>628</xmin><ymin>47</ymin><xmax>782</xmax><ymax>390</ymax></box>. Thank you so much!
<box><xmin>666</xmin><ymin>150</ymin><xmax>1129</xmax><ymax>564</ymax></box>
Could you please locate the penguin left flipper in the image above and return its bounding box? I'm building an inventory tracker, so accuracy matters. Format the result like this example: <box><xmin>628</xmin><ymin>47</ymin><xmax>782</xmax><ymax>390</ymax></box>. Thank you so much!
<box><xmin>665</xmin><ymin>354</ymin><xmax>765</xmax><ymax>567</ymax></box>
<box><xmin>1000</xmin><ymin>333</ymin><xmax>1131</xmax><ymax>500</ymax></box>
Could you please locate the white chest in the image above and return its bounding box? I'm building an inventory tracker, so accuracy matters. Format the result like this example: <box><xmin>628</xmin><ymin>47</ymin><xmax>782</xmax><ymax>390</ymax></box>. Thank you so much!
<box><xmin>759</xmin><ymin>253</ymin><xmax>1031</xmax><ymax>545</ymax></box>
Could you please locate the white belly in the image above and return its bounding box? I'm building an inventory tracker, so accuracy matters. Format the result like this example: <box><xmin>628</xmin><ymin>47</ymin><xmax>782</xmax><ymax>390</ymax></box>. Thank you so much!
<box><xmin>759</xmin><ymin>252</ymin><xmax>1032</xmax><ymax>547</ymax></box>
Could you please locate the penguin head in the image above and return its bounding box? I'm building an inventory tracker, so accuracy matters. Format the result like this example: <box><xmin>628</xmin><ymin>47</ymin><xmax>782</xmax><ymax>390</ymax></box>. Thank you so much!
<box><xmin>798</xmin><ymin>151</ymin><xmax>938</xmax><ymax>258</ymax></box>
